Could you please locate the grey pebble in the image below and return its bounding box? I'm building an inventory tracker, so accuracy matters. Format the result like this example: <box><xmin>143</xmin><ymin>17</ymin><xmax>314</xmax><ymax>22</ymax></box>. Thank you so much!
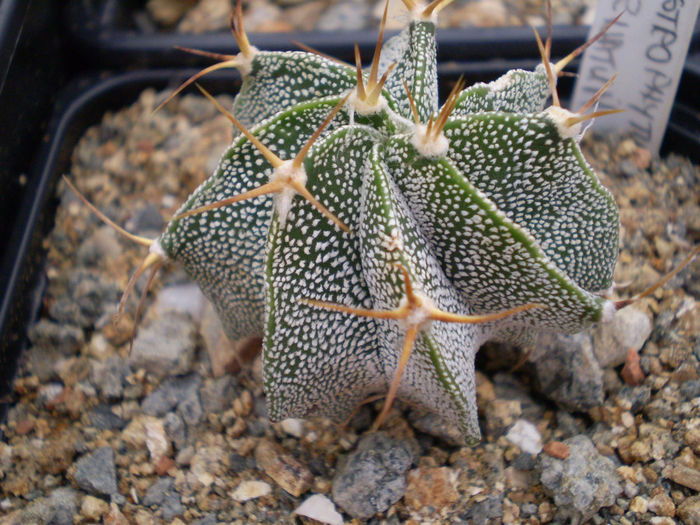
<box><xmin>191</xmin><ymin>515</ymin><xmax>219</xmax><ymax>525</ymax></box>
<box><xmin>143</xmin><ymin>477</ymin><xmax>183</xmax><ymax>521</ymax></box>
<box><xmin>129</xmin><ymin>313</ymin><xmax>197</xmax><ymax>378</ymax></box>
<box><xmin>28</xmin><ymin>320</ymin><xmax>84</xmax><ymax>355</ymax></box>
<box><xmin>164</xmin><ymin>411</ymin><xmax>188</xmax><ymax>450</ymax></box>
<box><xmin>49</xmin><ymin>270</ymin><xmax>121</xmax><ymax>328</ymax></box>
<box><xmin>128</xmin><ymin>203</ymin><xmax>165</xmax><ymax>236</ymax></box>
<box><xmin>18</xmin><ymin>487</ymin><xmax>78</xmax><ymax>525</ymax></box>
<box><xmin>332</xmin><ymin>432</ymin><xmax>413</xmax><ymax>519</ymax></box>
<box><xmin>539</xmin><ymin>434</ymin><xmax>622</xmax><ymax>524</ymax></box>
<box><xmin>177</xmin><ymin>390</ymin><xmax>203</xmax><ymax>426</ymax></box>
<box><xmin>614</xmin><ymin>385</ymin><xmax>651</xmax><ymax>413</ymax></box>
<box><xmin>90</xmin><ymin>356</ymin><xmax>131</xmax><ymax>400</ymax></box>
<box><xmin>531</xmin><ymin>331</ymin><xmax>604</xmax><ymax>411</ymax></box>
<box><xmin>680</xmin><ymin>379</ymin><xmax>700</xmax><ymax>401</ymax></box>
<box><xmin>142</xmin><ymin>373</ymin><xmax>201</xmax><ymax>417</ymax></box>
<box><xmin>228</xmin><ymin>452</ymin><xmax>256</xmax><ymax>474</ymax></box>
<box><xmin>200</xmin><ymin>376</ymin><xmax>239</xmax><ymax>414</ymax></box>
<box><xmin>89</xmin><ymin>404</ymin><xmax>127</xmax><ymax>430</ymax></box>
<box><xmin>73</xmin><ymin>446</ymin><xmax>118</xmax><ymax>497</ymax></box>
<box><xmin>466</xmin><ymin>493</ymin><xmax>504</xmax><ymax>525</ymax></box>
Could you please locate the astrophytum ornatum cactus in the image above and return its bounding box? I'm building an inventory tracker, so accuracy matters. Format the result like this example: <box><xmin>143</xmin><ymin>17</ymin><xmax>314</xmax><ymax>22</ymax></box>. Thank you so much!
<box><xmin>92</xmin><ymin>1</ymin><xmax>637</xmax><ymax>444</ymax></box>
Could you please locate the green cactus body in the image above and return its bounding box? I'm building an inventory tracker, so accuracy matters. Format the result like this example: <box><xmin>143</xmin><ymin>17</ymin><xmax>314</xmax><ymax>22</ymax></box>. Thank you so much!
<box><xmin>155</xmin><ymin>6</ymin><xmax>620</xmax><ymax>443</ymax></box>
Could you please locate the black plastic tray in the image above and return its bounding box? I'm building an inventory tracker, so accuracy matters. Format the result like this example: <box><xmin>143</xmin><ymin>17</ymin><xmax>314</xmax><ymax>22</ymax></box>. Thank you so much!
<box><xmin>0</xmin><ymin>61</ymin><xmax>698</xmax><ymax>423</ymax></box>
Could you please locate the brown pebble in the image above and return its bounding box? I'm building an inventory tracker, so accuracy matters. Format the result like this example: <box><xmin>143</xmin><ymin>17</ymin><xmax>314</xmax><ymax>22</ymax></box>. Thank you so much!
<box><xmin>255</xmin><ymin>439</ymin><xmax>313</xmax><ymax>497</ymax></box>
<box><xmin>677</xmin><ymin>494</ymin><xmax>700</xmax><ymax>524</ymax></box>
<box><xmin>155</xmin><ymin>455</ymin><xmax>176</xmax><ymax>476</ymax></box>
<box><xmin>648</xmin><ymin>492</ymin><xmax>675</xmax><ymax>517</ymax></box>
<box><xmin>621</xmin><ymin>348</ymin><xmax>645</xmax><ymax>386</ymax></box>
<box><xmin>669</xmin><ymin>463</ymin><xmax>700</xmax><ymax>491</ymax></box>
<box><xmin>543</xmin><ymin>440</ymin><xmax>570</xmax><ymax>459</ymax></box>
<box><xmin>404</xmin><ymin>466</ymin><xmax>460</xmax><ymax>510</ymax></box>
<box><xmin>14</xmin><ymin>419</ymin><xmax>34</xmax><ymax>436</ymax></box>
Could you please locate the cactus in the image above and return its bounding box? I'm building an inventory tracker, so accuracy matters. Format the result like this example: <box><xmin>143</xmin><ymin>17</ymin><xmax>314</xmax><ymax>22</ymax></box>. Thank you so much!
<box><xmin>68</xmin><ymin>1</ymin><xmax>695</xmax><ymax>444</ymax></box>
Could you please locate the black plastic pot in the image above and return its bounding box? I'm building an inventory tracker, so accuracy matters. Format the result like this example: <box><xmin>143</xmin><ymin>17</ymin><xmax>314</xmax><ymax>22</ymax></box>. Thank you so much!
<box><xmin>65</xmin><ymin>1</ymin><xmax>612</xmax><ymax>68</ymax></box>
<box><xmin>0</xmin><ymin>61</ymin><xmax>698</xmax><ymax>424</ymax></box>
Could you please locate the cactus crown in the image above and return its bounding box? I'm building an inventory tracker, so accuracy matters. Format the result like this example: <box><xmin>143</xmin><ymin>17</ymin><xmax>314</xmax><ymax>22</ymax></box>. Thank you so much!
<box><xmin>74</xmin><ymin>1</ymin><xmax>674</xmax><ymax>443</ymax></box>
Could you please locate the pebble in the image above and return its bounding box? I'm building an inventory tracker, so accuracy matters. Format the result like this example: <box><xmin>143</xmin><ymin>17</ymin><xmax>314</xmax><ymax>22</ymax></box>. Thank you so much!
<box><xmin>152</xmin><ymin>283</ymin><xmax>207</xmax><ymax>322</ymax></box>
<box><xmin>505</xmin><ymin>419</ymin><xmax>542</xmax><ymax>455</ymax></box>
<box><xmin>143</xmin><ymin>416</ymin><xmax>172</xmax><ymax>463</ymax></box>
<box><xmin>129</xmin><ymin>313</ymin><xmax>197</xmax><ymax>377</ymax></box>
<box><xmin>16</xmin><ymin>487</ymin><xmax>77</xmax><ymax>525</ymax></box>
<box><xmin>80</xmin><ymin>494</ymin><xmax>109</xmax><ymax>521</ymax></box>
<box><xmin>668</xmin><ymin>463</ymin><xmax>700</xmax><ymax>491</ymax></box>
<box><xmin>677</xmin><ymin>494</ymin><xmax>700</xmax><ymax>524</ymax></box>
<box><xmin>189</xmin><ymin>444</ymin><xmax>227</xmax><ymax>489</ymax></box>
<box><xmin>621</xmin><ymin>348</ymin><xmax>645</xmax><ymax>386</ymax></box>
<box><xmin>255</xmin><ymin>439</ymin><xmax>313</xmax><ymax>497</ymax></box>
<box><xmin>629</xmin><ymin>496</ymin><xmax>648</xmax><ymax>513</ymax></box>
<box><xmin>332</xmin><ymin>432</ymin><xmax>413</xmax><ymax>518</ymax></box>
<box><xmin>280</xmin><ymin>418</ymin><xmax>305</xmax><ymax>438</ymax></box>
<box><xmin>294</xmin><ymin>494</ymin><xmax>344</xmax><ymax>525</ymax></box>
<box><xmin>163</xmin><ymin>411</ymin><xmax>188</xmax><ymax>450</ymax></box>
<box><xmin>543</xmin><ymin>440</ymin><xmax>570</xmax><ymax>459</ymax></box>
<box><xmin>648</xmin><ymin>492</ymin><xmax>676</xmax><ymax>517</ymax></box>
<box><xmin>142</xmin><ymin>476</ymin><xmax>184</xmax><ymax>521</ymax></box>
<box><xmin>594</xmin><ymin>306</ymin><xmax>653</xmax><ymax>367</ymax></box>
<box><xmin>200</xmin><ymin>376</ymin><xmax>238</xmax><ymax>414</ymax></box>
<box><xmin>27</xmin><ymin>320</ymin><xmax>84</xmax><ymax>356</ymax></box>
<box><xmin>468</xmin><ymin>493</ymin><xmax>504</xmax><ymax>524</ymax></box>
<box><xmin>141</xmin><ymin>373</ymin><xmax>201</xmax><ymax>417</ymax></box>
<box><xmin>404</xmin><ymin>466</ymin><xmax>459</xmax><ymax>510</ymax></box>
<box><xmin>89</xmin><ymin>404</ymin><xmax>127</xmax><ymax>430</ymax></box>
<box><xmin>530</xmin><ymin>331</ymin><xmax>604</xmax><ymax>411</ymax></box>
<box><xmin>231</xmin><ymin>480</ymin><xmax>272</xmax><ymax>503</ymax></box>
<box><xmin>539</xmin><ymin>435</ymin><xmax>622</xmax><ymax>523</ymax></box>
<box><xmin>48</xmin><ymin>270</ymin><xmax>121</xmax><ymax>328</ymax></box>
<box><xmin>72</xmin><ymin>446</ymin><xmax>118</xmax><ymax>497</ymax></box>
<box><xmin>90</xmin><ymin>356</ymin><xmax>131</xmax><ymax>400</ymax></box>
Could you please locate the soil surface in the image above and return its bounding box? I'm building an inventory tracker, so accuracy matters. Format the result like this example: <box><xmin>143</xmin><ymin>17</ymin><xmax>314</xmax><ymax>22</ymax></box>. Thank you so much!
<box><xmin>0</xmin><ymin>84</ymin><xmax>699</xmax><ymax>524</ymax></box>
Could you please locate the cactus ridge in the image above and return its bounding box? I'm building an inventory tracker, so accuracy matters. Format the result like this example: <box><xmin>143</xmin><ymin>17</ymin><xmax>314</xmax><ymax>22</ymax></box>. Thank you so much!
<box><xmin>150</xmin><ymin>3</ymin><xmax>624</xmax><ymax>442</ymax></box>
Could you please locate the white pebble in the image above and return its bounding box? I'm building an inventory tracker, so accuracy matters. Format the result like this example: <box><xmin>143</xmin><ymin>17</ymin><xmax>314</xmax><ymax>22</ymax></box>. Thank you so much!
<box><xmin>505</xmin><ymin>419</ymin><xmax>543</xmax><ymax>455</ymax></box>
<box><xmin>231</xmin><ymin>480</ymin><xmax>272</xmax><ymax>502</ymax></box>
<box><xmin>294</xmin><ymin>494</ymin><xmax>344</xmax><ymax>525</ymax></box>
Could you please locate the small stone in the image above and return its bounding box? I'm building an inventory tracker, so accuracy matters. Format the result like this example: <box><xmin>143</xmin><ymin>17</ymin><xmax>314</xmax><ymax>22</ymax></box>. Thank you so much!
<box><xmin>28</xmin><ymin>320</ymin><xmax>84</xmax><ymax>355</ymax></box>
<box><xmin>332</xmin><ymin>432</ymin><xmax>413</xmax><ymax>518</ymax></box>
<box><xmin>280</xmin><ymin>418</ymin><xmax>305</xmax><ymax>438</ymax></box>
<box><xmin>81</xmin><ymin>495</ymin><xmax>109</xmax><ymax>521</ymax></box>
<box><xmin>677</xmin><ymin>494</ymin><xmax>700</xmax><ymax>525</ymax></box>
<box><xmin>104</xmin><ymin>502</ymin><xmax>129</xmax><ymax>525</ymax></box>
<box><xmin>163</xmin><ymin>412</ymin><xmax>188</xmax><ymax>450</ymax></box>
<box><xmin>294</xmin><ymin>494</ymin><xmax>344</xmax><ymax>525</ymax></box>
<box><xmin>539</xmin><ymin>435</ymin><xmax>622</xmax><ymax>523</ymax></box>
<box><xmin>200</xmin><ymin>376</ymin><xmax>238</xmax><ymax>414</ymax></box>
<box><xmin>143</xmin><ymin>417</ymin><xmax>172</xmax><ymax>464</ymax></box>
<box><xmin>686</xmin><ymin>427</ymin><xmax>700</xmax><ymax>455</ymax></box>
<box><xmin>649</xmin><ymin>517</ymin><xmax>675</xmax><ymax>525</ymax></box>
<box><xmin>189</xmin><ymin>445</ymin><xmax>227</xmax><ymax>490</ymax></box>
<box><xmin>142</xmin><ymin>476</ymin><xmax>183</xmax><ymax>521</ymax></box>
<box><xmin>530</xmin><ymin>331</ymin><xmax>604</xmax><ymax>411</ymax></box>
<box><xmin>404</xmin><ymin>466</ymin><xmax>459</xmax><ymax>510</ymax></box>
<box><xmin>408</xmin><ymin>409</ymin><xmax>465</xmax><ymax>446</ymax></box>
<box><xmin>49</xmin><ymin>270</ymin><xmax>120</xmax><ymax>328</ymax></box>
<box><xmin>72</xmin><ymin>446</ymin><xmax>118</xmax><ymax>497</ymax></box>
<box><xmin>141</xmin><ymin>373</ymin><xmax>201</xmax><ymax>416</ymax></box>
<box><xmin>543</xmin><ymin>441</ymin><xmax>570</xmax><ymax>459</ymax></box>
<box><xmin>621</xmin><ymin>348</ymin><xmax>645</xmax><ymax>386</ymax></box>
<box><xmin>483</xmin><ymin>399</ymin><xmax>522</xmax><ymax>437</ymax></box>
<box><xmin>648</xmin><ymin>492</ymin><xmax>675</xmax><ymax>517</ymax></box>
<box><xmin>90</xmin><ymin>356</ymin><xmax>131</xmax><ymax>400</ymax></box>
<box><xmin>255</xmin><ymin>439</ymin><xmax>313</xmax><ymax>497</ymax></box>
<box><xmin>89</xmin><ymin>404</ymin><xmax>127</xmax><ymax>430</ymax></box>
<box><xmin>19</xmin><ymin>487</ymin><xmax>77</xmax><ymax>525</ymax></box>
<box><xmin>594</xmin><ymin>306</ymin><xmax>653</xmax><ymax>367</ymax></box>
<box><xmin>152</xmin><ymin>283</ymin><xmax>207</xmax><ymax>322</ymax></box>
<box><xmin>231</xmin><ymin>480</ymin><xmax>271</xmax><ymax>503</ymax></box>
<box><xmin>129</xmin><ymin>314</ymin><xmax>196</xmax><ymax>378</ymax></box>
<box><xmin>629</xmin><ymin>496</ymin><xmax>648</xmax><ymax>513</ymax></box>
<box><xmin>469</xmin><ymin>493</ymin><xmax>504</xmax><ymax>524</ymax></box>
<box><xmin>505</xmin><ymin>419</ymin><xmax>542</xmax><ymax>455</ymax></box>
<box><xmin>668</xmin><ymin>463</ymin><xmax>700</xmax><ymax>491</ymax></box>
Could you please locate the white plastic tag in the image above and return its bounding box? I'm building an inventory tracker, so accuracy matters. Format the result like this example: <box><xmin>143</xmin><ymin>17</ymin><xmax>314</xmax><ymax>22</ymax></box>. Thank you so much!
<box><xmin>571</xmin><ymin>0</ymin><xmax>700</xmax><ymax>153</ymax></box>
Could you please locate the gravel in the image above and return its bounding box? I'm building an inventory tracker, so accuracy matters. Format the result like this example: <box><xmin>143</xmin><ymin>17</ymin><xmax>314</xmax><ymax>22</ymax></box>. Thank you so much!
<box><xmin>0</xmin><ymin>86</ymin><xmax>697</xmax><ymax>523</ymax></box>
